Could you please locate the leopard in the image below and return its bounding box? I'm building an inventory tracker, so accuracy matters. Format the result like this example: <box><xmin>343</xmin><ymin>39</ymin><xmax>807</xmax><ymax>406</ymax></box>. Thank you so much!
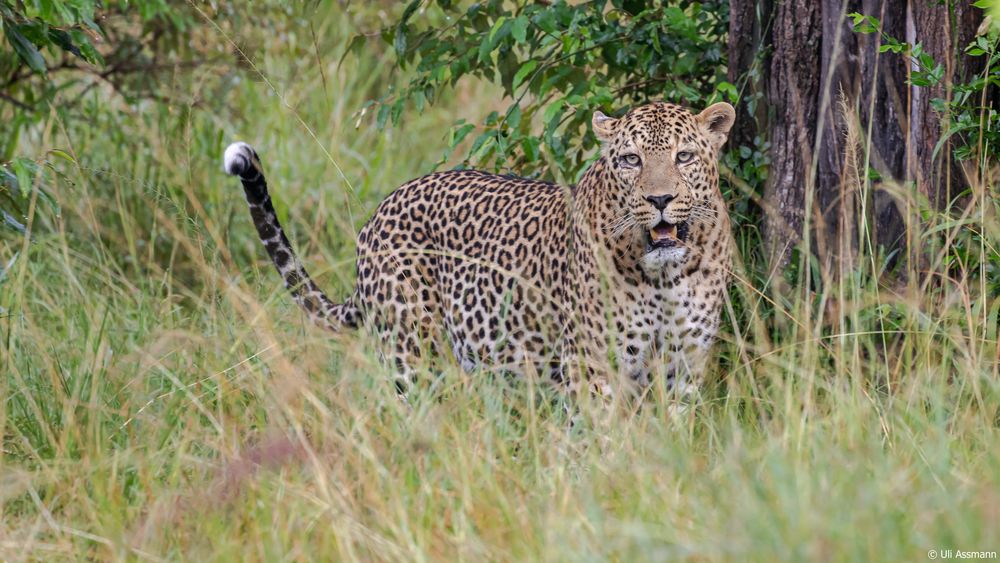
<box><xmin>223</xmin><ymin>101</ymin><xmax>736</xmax><ymax>397</ymax></box>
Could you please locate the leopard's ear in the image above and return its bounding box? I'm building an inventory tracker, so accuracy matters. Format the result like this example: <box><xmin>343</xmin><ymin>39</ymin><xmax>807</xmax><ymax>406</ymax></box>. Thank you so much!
<box><xmin>592</xmin><ymin>110</ymin><xmax>619</xmax><ymax>142</ymax></box>
<box><xmin>696</xmin><ymin>102</ymin><xmax>736</xmax><ymax>151</ymax></box>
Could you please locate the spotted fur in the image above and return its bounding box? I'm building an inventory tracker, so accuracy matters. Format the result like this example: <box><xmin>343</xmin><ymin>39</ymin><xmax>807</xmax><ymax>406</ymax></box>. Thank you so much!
<box><xmin>224</xmin><ymin>101</ymin><xmax>736</xmax><ymax>395</ymax></box>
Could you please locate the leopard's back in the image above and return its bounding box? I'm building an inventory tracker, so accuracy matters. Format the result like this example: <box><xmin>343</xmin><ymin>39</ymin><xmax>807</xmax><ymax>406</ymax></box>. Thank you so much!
<box><xmin>355</xmin><ymin>169</ymin><xmax>574</xmax><ymax>373</ymax></box>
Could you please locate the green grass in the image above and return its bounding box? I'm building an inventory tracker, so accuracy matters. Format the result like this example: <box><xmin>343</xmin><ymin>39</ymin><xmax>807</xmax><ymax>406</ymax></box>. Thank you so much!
<box><xmin>2</xmin><ymin>3</ymin><xmax>998</xmax><ymax>561</ymax></box>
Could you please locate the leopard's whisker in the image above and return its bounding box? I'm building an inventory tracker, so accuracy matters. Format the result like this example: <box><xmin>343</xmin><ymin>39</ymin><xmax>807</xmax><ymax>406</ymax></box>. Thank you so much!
<box><xmin>605</xmin><ymin>212</ymin><xmax>638</xmax><ymax>241</ymax></box>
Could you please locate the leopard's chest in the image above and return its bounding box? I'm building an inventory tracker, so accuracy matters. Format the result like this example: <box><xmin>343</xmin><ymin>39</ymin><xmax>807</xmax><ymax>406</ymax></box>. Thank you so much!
<box><xmin>609</xmin><ymin>276</ymin><xmax>678</xmax><ymax>380</ymax></box>
<box><xmin>611</xmin><ymin>267</ymin><xmax>723</xmax><ymax>385</ymax></box>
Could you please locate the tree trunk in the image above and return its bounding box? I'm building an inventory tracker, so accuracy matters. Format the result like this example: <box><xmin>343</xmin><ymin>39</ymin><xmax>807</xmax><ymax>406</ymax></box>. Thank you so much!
<box><xmin>817</xmin><ymin>0</ymin><xmax>863</xmax><ymax>269</ymax></box>
<box><xmin>817</xmin><ymin>0</ymin><xmax>910</xmax><ymax>270</ymax></box>
<box><xmin>727</xmin><ymin>0</ymin><xmax>769</xmax><ymax>151</ymax></box>
<box><xmin>858</xmin><ymin>0</ymin><xmax>909</xmax><ymax>263</ymax></box>
<box><xmin>728</xmin><ymin>0</ymin><xmax>984</xmax><ymax>270</ymax></box>
<box><xmin>762</xmin><ymin>0</ymin><xmax>822</xmax><ymax>262</ymax></box>
<box><xmin>909</xmin><ymin>0</ymin><xmax>984</xmax><ymax>208</ymax></box>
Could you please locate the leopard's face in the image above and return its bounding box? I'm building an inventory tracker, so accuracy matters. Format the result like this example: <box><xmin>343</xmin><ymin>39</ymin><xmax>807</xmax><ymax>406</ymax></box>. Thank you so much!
<box><xmin>593</xmin><ymin>102</ymin><xmax>735</xmax><ymax>270</ymax></box>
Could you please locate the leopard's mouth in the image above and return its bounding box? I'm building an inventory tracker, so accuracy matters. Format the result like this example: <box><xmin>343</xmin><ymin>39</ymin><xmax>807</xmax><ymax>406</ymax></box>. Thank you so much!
<box><xmin>645</xmin><ymin>220</ymin><xmax>689</xmax><ymax>252</ymax></box>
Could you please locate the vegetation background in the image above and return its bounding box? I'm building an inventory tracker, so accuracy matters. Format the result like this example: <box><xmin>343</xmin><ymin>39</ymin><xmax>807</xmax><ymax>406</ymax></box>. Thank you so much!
<box><xmin>1</xmin><ymin>0</ymin><xmax>998</xmax><ymax>560</ymax></box>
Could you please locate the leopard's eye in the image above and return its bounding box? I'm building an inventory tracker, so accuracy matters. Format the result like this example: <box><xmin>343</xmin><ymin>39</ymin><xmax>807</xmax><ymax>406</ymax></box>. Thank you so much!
<box><xmin>620</xmin><ymin>154</ymin><xmax>641</xmax><ymax>167</ymax></box>
<box><xmin>676</xmin><ymin>151</ymin><xmax>694</xmax><ymax>164</ymax></box>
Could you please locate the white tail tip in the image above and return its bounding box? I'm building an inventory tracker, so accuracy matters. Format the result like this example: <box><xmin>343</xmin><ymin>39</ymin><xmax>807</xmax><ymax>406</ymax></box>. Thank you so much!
<box><xmin>224</xmin><ymin>142</ymin><xmax>255</xmax><ymax>176</ymax></box>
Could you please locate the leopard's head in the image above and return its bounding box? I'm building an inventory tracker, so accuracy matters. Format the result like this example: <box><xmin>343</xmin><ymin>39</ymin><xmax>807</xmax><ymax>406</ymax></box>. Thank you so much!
<box><xmin>593</xmin><ymin>101</ymin><xmax>734</xmax><ymax>270</ymax></box>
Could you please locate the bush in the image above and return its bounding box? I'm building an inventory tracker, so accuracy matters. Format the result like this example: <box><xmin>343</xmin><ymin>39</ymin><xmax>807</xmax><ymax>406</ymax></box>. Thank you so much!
<box><xmin>357</xmin><ymin>0</ymin><xmax>730</xmax><ymax>183</ymax></box>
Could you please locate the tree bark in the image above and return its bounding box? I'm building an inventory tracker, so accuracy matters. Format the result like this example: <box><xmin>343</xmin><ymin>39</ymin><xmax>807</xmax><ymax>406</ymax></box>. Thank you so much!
<box><xmin>728</xmin><ymin>0</ymin><xmax>984</xmax><ymax>270</ymax></box>
<box><xmin>762</xmin><ymin>0</ymin><xmax>822</xmax><ymax>261</ymax></box>
<box><xmin>817</xmin><ymin>0</ymin><xmax>910</xmax><ymax>269</ymax></box>
<box><xmin>858</xmin><ymin>0</ymin><xmax>909</xmax><ymax>261</ymax></box>
<box><xmin>817</xmin><ymin>0</ymin><xmax>863</xmax><ymax>269</ymax></box>
<box><xmin>909</xmin><ymin>0</ymin><xmax>984</xmax><ymax>208</ymax></box>
<box><xmin>727</xmin><ymin>0</ymin><xmax>769</xmax><ymax>151</ymax></box>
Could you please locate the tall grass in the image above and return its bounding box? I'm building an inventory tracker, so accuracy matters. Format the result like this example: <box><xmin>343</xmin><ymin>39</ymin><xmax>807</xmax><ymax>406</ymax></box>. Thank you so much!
<box><xmin>1</xmin><ymin>2</ymin><xmax>998</xmax><ymax>560</ymax></box>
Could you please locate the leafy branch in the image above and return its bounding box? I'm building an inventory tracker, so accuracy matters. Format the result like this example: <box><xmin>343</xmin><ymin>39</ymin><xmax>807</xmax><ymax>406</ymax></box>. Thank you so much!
<box><xmin>349</xmin><ymin>0</ymin><xmax>731</xmax><ymax>181</ymax></box>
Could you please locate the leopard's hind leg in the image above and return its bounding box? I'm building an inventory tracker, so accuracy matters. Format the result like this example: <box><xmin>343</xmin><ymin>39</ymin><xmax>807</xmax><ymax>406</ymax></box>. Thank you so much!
<box><xmin>356</xmin><ymin>250</ymin><xmax>445</xmax><ymax>396</ymax></box>
<box><xmin>370</xmin><ymin>302</ymin><xmax>448</xmax><ymax>398</ymax></box>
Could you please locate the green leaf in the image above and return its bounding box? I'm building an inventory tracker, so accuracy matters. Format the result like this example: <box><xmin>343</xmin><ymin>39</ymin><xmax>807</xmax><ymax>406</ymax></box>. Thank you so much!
<box><xmin>376</xmin><ymin>104</ymin><xmax>391</xmax><ymax>130</ymax></box>
<box><xmin>716</xmin><ymin>81</ymin><xmax>738</xmax><ymax>103</ymax></box>
<box><xmin>391</xmin><ymin>98</ymin><xmax>405</xmax><ymax>125</ymax></box>
<box><xmin>522</xmin><ymin>137</ymin><xmax>541</xmax><ymax>162</ymax></box>
<box><xmin>506</xmin><ymin>104</ymin><xmax>522</xmax><ymax>128</ymax></box>
<box><xmin>449</xmin><ymin>122</ymin><xmax>476</xmax><ymax>148</ymax></box>
<box><xmin>47</xmin><ymin>149</ymin><xmax>77</xmax><ymax>163</ymax></box>
<box><xmin>338</xmin><ymin>34</ymin><xmax>367</xmax><ymax>70</ymax></box>
<box><xmin>489</xmin><ymin>16</ymin><xmax>507</xmax><ymax>43</ymax></box>
<box><xmin>11</xmin><ymin>158</ymin><xmax>35</xmax><ymax>198</ymax></box>
<box><xmin>511</xmin><ymin>15</ymin><xmax>528</xmax><ymax>44</ymax></box>
<box><xmin>47</xmin><ymin>28</ymin><xmax>82</xmax><ymax>58</ymax></box>
<box><xmin>477</xmin><ymin>34</ymin><xmax>493</xmax><ymax>63</ymax></box>
<box><xmin>413</xmin><ymin>89</ymin><xmax>426</xmax><ymax>113</ymax></box>
<box><xmin>401</xmin><ymin>0</ymin><xmax>422</xmax><ymax>25</ymax></box>
<box><xmin>848</xmin><ymin>13</ymin><xmax>880</xmax><ymax>34</ymax></box>
<box><xmin>542</xmin><ymin>99</ymin><xmax>565</xmax><ymax>126</ymax></box>
<box><xmin>69</xmin><ymin>30</ymin><xmax>104</xmax><ymax>66</ymax></box>
<box><xmin>512</xmin><ymin>60</ymin><xmax>537</xmax><ymax>91</ymax></box>
<box><xmin>469</xmin><ymin>131</ymin><xmax>495</xmax><ymax>162</ymax></box>
<box><xmin>394</xmin><ymin>26</ymin><xmax>408</xmax><ymax>58</ymax></box>
<box><xmin>5</xmin><ymin>25</ymin><xmax>47</xmax><ymax>74</ymax></box>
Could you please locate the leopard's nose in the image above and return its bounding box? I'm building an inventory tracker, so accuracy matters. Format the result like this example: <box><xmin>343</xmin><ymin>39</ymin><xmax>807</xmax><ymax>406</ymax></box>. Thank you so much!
<box><xmin>645</xmin><ymin>194</ymin><xmax>676</xmax><ymax>211</ymax></box>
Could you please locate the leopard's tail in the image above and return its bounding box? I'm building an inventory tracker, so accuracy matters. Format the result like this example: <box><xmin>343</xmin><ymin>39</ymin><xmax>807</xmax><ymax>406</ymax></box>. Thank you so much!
<box><xmin>224</xmin><ymin>142</ymin><xmax>359</xmax><ymax>332</ymax></box>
